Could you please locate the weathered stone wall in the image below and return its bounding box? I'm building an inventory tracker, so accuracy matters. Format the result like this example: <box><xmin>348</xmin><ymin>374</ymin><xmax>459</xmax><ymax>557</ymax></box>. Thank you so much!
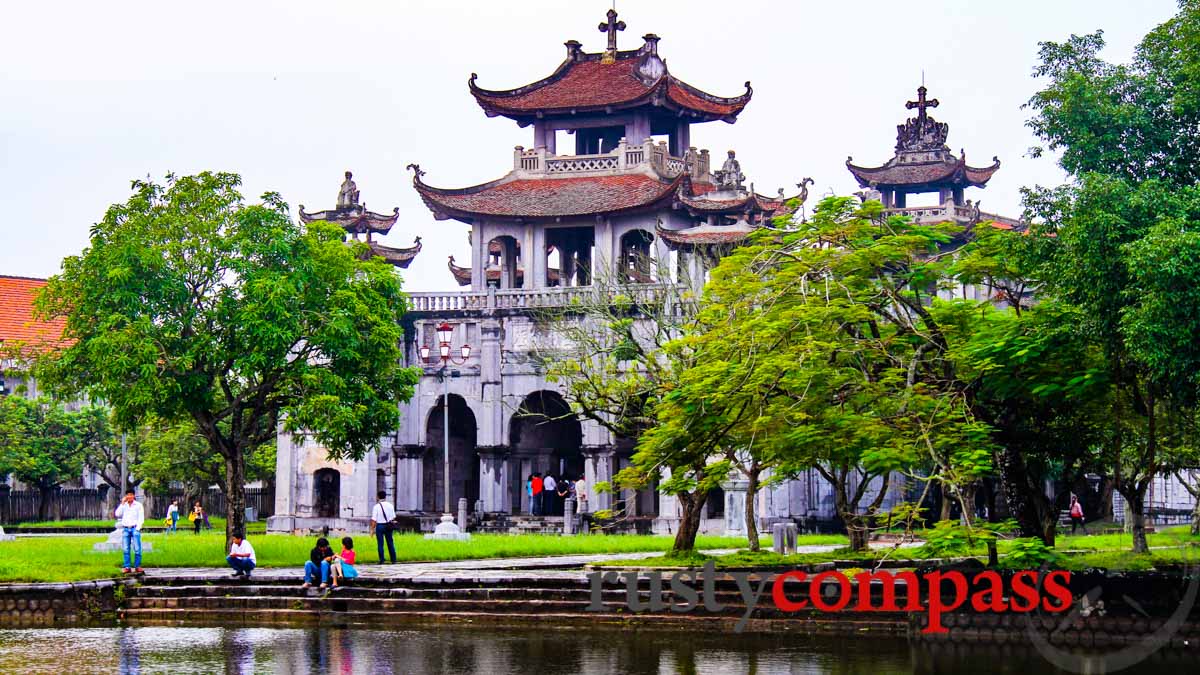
<box><xmin>0</xmin><ymin>579</ymin><xmax>132</xmax><ymax>626</ymax></box>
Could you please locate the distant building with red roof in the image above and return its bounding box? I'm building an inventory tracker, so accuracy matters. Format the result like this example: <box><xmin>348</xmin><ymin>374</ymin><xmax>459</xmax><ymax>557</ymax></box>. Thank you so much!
<box><xmin>0</xmin><ymin>275</ymin><xmax>65</xmax><ymax>397</ymax></box>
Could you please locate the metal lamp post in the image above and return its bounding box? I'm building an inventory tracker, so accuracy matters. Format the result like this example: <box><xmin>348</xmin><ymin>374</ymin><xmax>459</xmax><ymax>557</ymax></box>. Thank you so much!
<box><xmin>420</xmin><ymin>321</ymin><xmax>472</xmax><ymax>540</ymax></box>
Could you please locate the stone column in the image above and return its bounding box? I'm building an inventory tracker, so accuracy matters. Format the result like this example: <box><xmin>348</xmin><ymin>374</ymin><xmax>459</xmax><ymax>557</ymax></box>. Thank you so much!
<box><xmin>500</xmin><ymin>238</ymin><xmax>517</xmax><ymax>290</ymax></box>
<box><xmin>563</xmin><ymin>497</ymin><xmax>576</xmax><ymax>535</ymax></box>
<box><xmin>582</xmin><ymin>447</ymin><xmax>614</xmax><ymax>513</ymax></box>
<box><xmin>477</xmin><ymin>446</ymin><xmax>511</xmax><ymax>514</ymax></box>
<box><xmin>472</xmin><ymin>223</ymin><xmax>488</xmax><ymax>291</ymax></box>
<box><xmin>530</xmin><ymin>226</ymin><xmax>547</xmax><ymax>289</ymax></box>
<box><xmin>722</xmin><ymin>476</ymin><xmax>750</xmax><ymax>536</ymax></box>
<box><xmin>653</xmin><ymin>466</ymin><xmax>681</xmax><ymax>535</ymax></box>
<box><xmin>478</xmin><ymin>319</ymin><xmax>503</xmax><ymax>447</ymax></box>
<box><xmin>394</xmin><ymin>446</ymin><xmax>425</xmax><ymax>512</ymax></box>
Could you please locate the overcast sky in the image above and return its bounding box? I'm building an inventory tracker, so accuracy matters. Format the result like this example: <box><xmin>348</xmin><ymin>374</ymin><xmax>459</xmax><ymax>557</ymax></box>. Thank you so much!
<box><xmin>0</xmin><ymin>0</ymin><xmax>1179</xmax><ymax>291</ymax></box>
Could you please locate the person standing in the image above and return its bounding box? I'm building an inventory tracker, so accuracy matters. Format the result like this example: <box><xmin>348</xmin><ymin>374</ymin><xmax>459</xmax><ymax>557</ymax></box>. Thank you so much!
<box><xmin>191</xmin><ymin>502</ymin><xmax>204</xmax><ymax>535</ymax></box>
<box><xmin>227</xmin><ymin>531</ymin><xmax>257</xmax><ymax>578</ymax></box>
<box><xmin>531</xmin><ymin>473</ymin><xmax>544</xmax><ymax>516</ymax></box>
<box><xmin>525</xmin><ymin>474</ymin><xmax>534</xmax><ymax>514</ymax></box>
<box><xmin>167</xmin><ymin>499</ymin><xmax>179</xmax><ymax>533</ymax></box>
<box><xmin>115</xmin><ymin>489</ymin><xmax>145</xmax><ymax>574</ymax></box>
<box><xmin>574</xmin><ymin>476</ymin><xmax>588</xmax><ymax>514</ymax></box>
<box><xmin>542</xmin><ymin>474</ymin><xmax>558</xmax><ymax>516</ymax></box>
<box><xmin>370</xmin><ymin>490</ymin><xmax>398</xmax><ymax>564</ymax></box>
<box><xmin>1069</xmin><ymin>494</ymin><xmax>1088</xmax><ymax>535</ymax></box>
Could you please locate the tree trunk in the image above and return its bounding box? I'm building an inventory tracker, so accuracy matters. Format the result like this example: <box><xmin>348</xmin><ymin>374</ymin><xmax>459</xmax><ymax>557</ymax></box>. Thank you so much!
<box><xmin>846</xmin><ymin>517</ymin><xmax>871</xmax><ymax>551</ymax></box>
<box><xmin>744</xmin><ymin>468</ymin><xmax>760</xmax><ymax>553</ymax></box>
<box><xmin>996</xmin><ymin>446</ymin><xmax>1056</xmax><ymax>546</ymax></box>
<box><xmin>37</xmin><ymin>486</ymin><xmax>52</xmax><ymax>522</ymax></box>
<box><xmin>939</xmin><ymin>481</ymin><xmax>953</xmax><ymax>522</ymax></box>
<box><xmin>224</xmin><ymin>450</ymin><xmax>247</xmax><ymax>551</ymax></box>
<box><xmin>1125</xmin><ymin>488</ymin><xmax>1149</xmax><ymax>554</ymax></box>
<box><xmin>671</xmin><ymin>490</ymin><xmax>708</xmax><ymax>555</ymax></box>
<box><xmin>958</xmin><ymin>481</ymin><xmax>978</xmax><ymax>527</ymax></box>
<box><xmin>1192</xmin><ymin>493</ymin><xmax>1199</xmax><ymax>536</ymax></box>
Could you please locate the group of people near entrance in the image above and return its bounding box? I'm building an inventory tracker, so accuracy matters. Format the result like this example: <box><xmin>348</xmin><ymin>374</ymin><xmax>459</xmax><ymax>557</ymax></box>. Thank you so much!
<box><xmin>162</xmin><ymin>499</ymin><xmax>212</xmax><ymax>534</ymax></box>
<box><xmin>526</xmin><ymin>473</ymin><xmax>586</xmax><ymax>516</ymax></box>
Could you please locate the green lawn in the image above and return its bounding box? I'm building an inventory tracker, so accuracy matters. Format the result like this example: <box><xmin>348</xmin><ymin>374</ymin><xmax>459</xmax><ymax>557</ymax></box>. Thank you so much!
<box><xmin>0</xmin><ymin>531</ymin><xmax>769</xmax><ymax>583</ymax></box>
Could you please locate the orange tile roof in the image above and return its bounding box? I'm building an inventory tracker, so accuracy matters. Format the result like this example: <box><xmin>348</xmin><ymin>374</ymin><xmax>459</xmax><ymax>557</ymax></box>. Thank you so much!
<box><xmin>0</xmin><ymin>275</ymin><xmax>67</xmax><ymax>353</ymax></box>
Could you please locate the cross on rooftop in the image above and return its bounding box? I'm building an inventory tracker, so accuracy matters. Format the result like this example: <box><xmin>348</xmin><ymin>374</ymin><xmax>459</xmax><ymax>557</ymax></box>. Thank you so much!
<box><xmin>598</xmin><ymin>9</ymin><xmax>626</xmax><ymax>58</ymax></box>
<box><xmin>905</xmin><ymin>85</ymin><xmax>939</xmax><ymax>125</ymax></box>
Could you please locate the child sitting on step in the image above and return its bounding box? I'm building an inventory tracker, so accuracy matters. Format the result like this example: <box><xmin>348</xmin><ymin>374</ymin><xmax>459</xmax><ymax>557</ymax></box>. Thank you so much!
<box><xmin>330</xmin><ymin>536</ymin><xmax>358</xmax><ymax>590</ymax></box>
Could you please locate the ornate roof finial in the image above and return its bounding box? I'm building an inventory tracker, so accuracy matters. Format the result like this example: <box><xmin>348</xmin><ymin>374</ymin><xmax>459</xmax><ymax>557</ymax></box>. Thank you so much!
<box><xmin>906</xmin><ymin>86</ymin><xmax>939</xmax><ymax>127</ymax></box>
<box><xmin>405</xmin><ymin>163</ymin><xmax>426</xmax><ymax>181</ymax></box>
<box><xmin>598</xmin><ymin>8</ymin><xmax>626</xmax><ymax>64</ymax></box>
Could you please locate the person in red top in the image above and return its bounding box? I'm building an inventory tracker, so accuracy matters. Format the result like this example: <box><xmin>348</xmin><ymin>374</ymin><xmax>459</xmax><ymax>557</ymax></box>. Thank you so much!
<box><xmin>330</xmin><ymin>536</ymin><xmax>359</xmax><ymax>590</ymax></box>
<box><xmin>1069</xmin><ymin>494</ymin><xmax>1088</xmax><ymax>535</ymax></box>
<box><xmin>531</xmin><ymin>473</ymin><xmax>544</xmax><ymax>516</ymax></box>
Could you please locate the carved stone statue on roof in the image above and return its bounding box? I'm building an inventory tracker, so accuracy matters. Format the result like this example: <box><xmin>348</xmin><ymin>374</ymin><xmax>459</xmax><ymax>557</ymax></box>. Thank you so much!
<box><xmin>337</xmin><ymin>171</ymin><xmax>360</xmax><ymax>209</ymax></box>
<box><xmin>715</xmin><ymin>150</ymin><xmax>745</xmax><ymax>190</ymax></box>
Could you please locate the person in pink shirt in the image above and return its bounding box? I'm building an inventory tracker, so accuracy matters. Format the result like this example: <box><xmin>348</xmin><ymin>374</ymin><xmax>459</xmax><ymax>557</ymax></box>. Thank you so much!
<box><xmin>330</xmin><ymin>536</ymin><xmax>358</xmax><ymax>590</ymax></box>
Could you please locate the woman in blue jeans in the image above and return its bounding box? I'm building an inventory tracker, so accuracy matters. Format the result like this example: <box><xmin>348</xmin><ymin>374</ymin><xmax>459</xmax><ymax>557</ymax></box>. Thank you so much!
<box><xmin>302</xmin><ymin>537</ymin><xmax>334</xmax><ymax>589</ymax></box>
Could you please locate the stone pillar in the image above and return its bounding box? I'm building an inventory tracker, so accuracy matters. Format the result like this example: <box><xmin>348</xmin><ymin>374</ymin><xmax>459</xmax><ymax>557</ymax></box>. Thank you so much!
<box><xmin>395</xmin><ymin>446</ymin><xmax>425</xmax><ymax>512</ymax></box>
<box><xmin>653</xmin><ymin>466</ymin><xmax>681</xmax><ymax>534</ymax></box>
<box><xmin>457</xmin><ymin>497</ymin><xmax>469</xmax><ymax>531</ymax></box>
<box><xmin>478</xmin><ymin>319</ymin><xmax>503</xmax><ymax>447</ymax></box>
<box><xmin>722</xmin><ymin>477</ymin><xmax>749</xmax><ymax>535</ymax></box>
<box><xmin>530</xmin><ymin>226</ymin><xmax>547</xmax><ymax>289</ymax></box>
<box><xmin>472</xmin><ymin>223</ymin><xmax>488</xmax><ymax>291</ymax></box>
<box><xmin>582</xmin><ymin>447</ymin><xmax>614</xmax><ymax>514</ymax></box>
<box><xmin>500</xmin><ymin>237</ymin><xmax>517</xmax><ymax>290</ymax></box>
<box><xmin>477</xmin><ymin>446</ymin><xmax>511</xmax><ymax>514</ymax></box>
<box><xmin>563</xmin><ymin>497</ymin><xmax>576</xmax><ymax>535</ymax></box>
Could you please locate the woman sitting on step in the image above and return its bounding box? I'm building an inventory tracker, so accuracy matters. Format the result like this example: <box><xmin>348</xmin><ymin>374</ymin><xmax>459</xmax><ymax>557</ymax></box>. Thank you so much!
<box><xmin>303</xmin><ymin>536</ymin><xmax>333</xmax><ymax>589</ymax></box>
<box><xmin>330</xmin><ymin>536</ymin><xmax>358</xmax><ymax>590</ymax></box>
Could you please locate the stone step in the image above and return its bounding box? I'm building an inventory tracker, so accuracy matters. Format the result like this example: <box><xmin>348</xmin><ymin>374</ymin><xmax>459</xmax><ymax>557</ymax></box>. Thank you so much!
<box><xmin>132</xmin><ymin>584</ymin><xmax>630</xmax><ymax>601</ymax></box>
<box><xmin>125</xmin><ymin>590</ymin><xmax>897</xmax><ymax>620</ymax></box>
<box><xmin>118</xmin><ymin>607</ymin><xmax>909</xmax><ymax>635</ymax></box>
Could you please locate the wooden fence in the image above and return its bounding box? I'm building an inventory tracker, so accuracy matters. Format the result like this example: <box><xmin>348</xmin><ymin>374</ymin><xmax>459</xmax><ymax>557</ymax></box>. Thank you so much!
<box><xmin>0</xmin><ymin>486</ymin><xmax>275</xmax><ymax>524</ymax></box>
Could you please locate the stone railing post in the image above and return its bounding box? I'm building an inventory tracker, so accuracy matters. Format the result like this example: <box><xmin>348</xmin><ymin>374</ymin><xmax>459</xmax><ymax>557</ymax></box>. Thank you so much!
<box><xmin>616</xmin><ymin>137</ymin><xmax>628</xmax><ymax>170</ymax></box>
<box><xmin>457</xmin><ymin>497</ymin><xmax>469</xmax><ymax>532</ymax></box>
<box><xmin>513</xmin><ymin>145</ymin><xmax>525</xmax><ymax>172</ymax></box>
<box><xmin>563</xmin><ymin>497</ymin><xmax>576</xmax><ymax>535</ymax></box>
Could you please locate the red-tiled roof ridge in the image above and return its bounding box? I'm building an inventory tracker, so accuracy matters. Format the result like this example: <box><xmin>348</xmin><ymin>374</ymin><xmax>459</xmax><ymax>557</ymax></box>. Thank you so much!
<box><xmin>413</xmin><ymin>169</ymin><xmax>684</xmax><ymax>222</ymax></box>
<box><xmin>468</xmin><ymin>45</ymin><xmax>751</xmax><ymax>122</ymax></box>
<box><xmin>846</xmin><ymin>154</ymin><xmax>1001</xmax><ymax>189</ymax></box>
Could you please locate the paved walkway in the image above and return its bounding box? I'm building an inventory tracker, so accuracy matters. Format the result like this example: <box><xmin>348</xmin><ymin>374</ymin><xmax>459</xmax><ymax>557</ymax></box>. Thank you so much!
<box><xmin>142</xmin><ymin>541</ymin><xmax>921</xmax><ymax>582</ymax></box>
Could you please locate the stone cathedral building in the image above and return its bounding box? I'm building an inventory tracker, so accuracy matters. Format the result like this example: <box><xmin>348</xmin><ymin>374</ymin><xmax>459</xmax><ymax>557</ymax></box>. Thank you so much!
<box><xmin>268</xmin><ymin>11</ymin><xmax>1030</xmax><ymax>535</ymax></box>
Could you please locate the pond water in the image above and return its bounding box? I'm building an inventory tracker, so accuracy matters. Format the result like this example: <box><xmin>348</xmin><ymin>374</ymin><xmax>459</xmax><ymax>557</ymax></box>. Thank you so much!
<box><xmin>0</xmin><ymin>626</ymin><xmax>1193</xmax><ymax>674</ymax></box>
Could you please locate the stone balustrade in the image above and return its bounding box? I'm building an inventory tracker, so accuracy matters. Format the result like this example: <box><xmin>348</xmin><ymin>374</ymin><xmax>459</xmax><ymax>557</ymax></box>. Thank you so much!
<box><xmin>512</xmin><ymin>138</ymin><xmax>708</xmax><ymax>180</ymax></box>
<box><xmin>406</xmin><ymin>284</ymin><xmax>675</xmax><ymax>314</ymax></box>
<box><xmin>883</xmin><ymin>204</ymin><xmax>1024</xmax><ymax>229</ymax></box>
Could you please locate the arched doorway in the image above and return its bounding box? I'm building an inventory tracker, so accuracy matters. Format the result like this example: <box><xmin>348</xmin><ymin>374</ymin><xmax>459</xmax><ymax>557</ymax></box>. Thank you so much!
<box><xmin>619</xmin><ymin>229</ymin><xmax>655</xmax><ymax>283</ymax></box>
<box><xmin>424</xmin><ymin>394</ymin><xmax>479</xmax><ymax>513</ymax></box>
<box><xmin>313</xmin><ymin>468</ymin><xmax>340</xmax><ymax>519</ymax></box>
<box><xmin>510</xmin><ymin>391</ymin><xmax>583</xmax><ymax>514</ymax></box>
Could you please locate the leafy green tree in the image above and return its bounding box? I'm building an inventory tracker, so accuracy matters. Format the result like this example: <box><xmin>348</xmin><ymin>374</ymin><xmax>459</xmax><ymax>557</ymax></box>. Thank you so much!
<box><xmin>1026</xmin><ymin>1</ymin><xmax>1200</xmax><ymax>187</ymax></box>
<box><xmin>1025</xmin><ymin>2</ymin><xmax>1200</xmax><ymax>553</ymax></box>
<box><xmin>652</xmin><ymin>197</ymin><xmax>994</xmax><ymax>551</ymax></box>
<box><xmin>953</xmin><ymin>300</ymin><xmax>1110</xmax><ymax>545</ymax></box>
<box><xmin>35</xmin><ymin>172</ymin><xmax>420</xmax><ymax>546</ymax></box>
<box><xmin>0</xmin><ymin>397</ymin><xmax>89</xmax><ymax>520</ymax></box>
<box><xmin>135</xmin><ymin>418</ymin><xmax>276</xmax><ymax>505</ymax></box>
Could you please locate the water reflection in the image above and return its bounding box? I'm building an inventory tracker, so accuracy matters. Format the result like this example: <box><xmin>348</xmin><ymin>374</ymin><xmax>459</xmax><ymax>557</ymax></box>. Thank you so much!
<box><xmin>0</xmin><ymin>626</ymin><xmax>1193</xmax><ymax>674</ymax></box>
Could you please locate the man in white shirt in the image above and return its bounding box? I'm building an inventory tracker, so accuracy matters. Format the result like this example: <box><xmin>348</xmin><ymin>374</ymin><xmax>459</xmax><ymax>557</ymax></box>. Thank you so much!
<box><xmin>114</xmin><ymin>489</ymin><xmax>145</xmax><ymax>573</ymax></box>
<box><xmin>227</xmin><ymin>531</ymin><xmax>257</xmax><ymax>578</ymax></box>
<box><xmin>370</xmin><ymin>490</ymin><xmax>397</xmax><ymax>564</ymax></box>
<box><xmin>542</xmin><ymin>474</ymin><xmax>558</xmax><ymax>516</ymax></box>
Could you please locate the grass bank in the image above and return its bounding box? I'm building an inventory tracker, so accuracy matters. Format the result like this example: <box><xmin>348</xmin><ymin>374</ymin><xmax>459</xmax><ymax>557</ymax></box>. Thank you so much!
<box><xmin>0</xmin><ymin>531</ymin><xmax>765</xmax><ymax>584</ymax></box>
